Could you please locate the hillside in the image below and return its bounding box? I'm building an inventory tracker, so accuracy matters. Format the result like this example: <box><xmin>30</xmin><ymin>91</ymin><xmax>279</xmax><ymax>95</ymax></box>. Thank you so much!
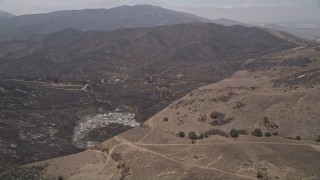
<box><xmin>213</xmin><ymin>18</ymin><xmax>248</xmax><ymax>27</ymax></box>
<box><xmin>2</xmin><ymin>44</ymin><xmax>319</xmax><ymax>180</ymax></box>
<box><xmin>0</xmin><ymin>5</ymin><xmax>212</xmax><ymax>42</ymax></box>
<box><xmin>0</xmin><ymin>23</ymin><xmax>299</xmax><ymax>173</ymax></box>
<box><xmin>0</xmin><ymin>23</ymin><xmax>297</xmax><ymax>81</ymax></box>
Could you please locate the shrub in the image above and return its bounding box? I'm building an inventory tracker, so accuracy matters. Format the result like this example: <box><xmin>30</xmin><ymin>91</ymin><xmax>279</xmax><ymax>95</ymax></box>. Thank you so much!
<box><xmin>252</xmin><ymin>128</ymin><xmax>263</xmax><ymax>137</ymax></box>
<box><xmin>102</xmin><ymin>147</ymin><xmax>109</xmax><ymax>153</ymax></box>
<box><xmin>204</xmin><ymin>129</ymin><xmax>229</xmax><ymax>137</ymax></box>
<box><xmin>189</xmin><ymin>131</ymin><xmax>198</xmax><ymax>140</ymax></box>
<box><xmin>178</xmin><ymin>131</ymin><xmax>185</xmax><ymax>138</ymax></box>
<box><xmin>198</xmin><ymin>133</ymin><xmax>204</xmax><ymax>139</ymax></box>
<box><xmin>163</xmin><ymin>117</ymin><xmax>169</xmax><ymax>122</ymax></box>
<box><xmin>111</xmin><ymin>153</ymin><xmax>122</xmax><ymax>162</ymax></box>
<box><xmin>198</xmin><ymin>113</ymin><xmax>207</xmax><ymax>122</ymax></box>
<box><xmin>230</xmin><ymin>129</ymin><xmax>239</xmax><ymax>138</ymax></box>
<box><xmin>257</xmin><ymin>171</ymin><xmax>263</xmax><ymax>178</ymax></box>
<box><xmin>295</xmin><ymin>136</ymin><xmax>301</xmax><ymax>140</ymax></box>
<box><xmin>210</xmin><ymin>111</ymin><xmax>225</xmax><ymax>119</ymax></box>
<box><xmin>273</xmin><ymin>132</ymin><xmax>278</xmax><ymax>136</ymax></box>
<box><xmin>265</xmin><ymin>132</ymin><xmax>271</xmax><ymax>137</ymax></box>
<box><xmin>316</xmin><ymin>135</ymin><xmax>320</xmax><ymax>142</ymax></box>
<box><xmin>58</xmin><ymin>176</ymin><xmax>63</xmax><ymax>180</ymax></box>
<box><xmin>263</xmin><ymin>117</ymin><xmax>269</xmax><ymax>124</ymax></box>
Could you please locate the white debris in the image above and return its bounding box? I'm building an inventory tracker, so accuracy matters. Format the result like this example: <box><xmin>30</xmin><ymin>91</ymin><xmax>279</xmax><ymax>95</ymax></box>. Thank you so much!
<box><xmin>297</xmin><ymin>74</ymin><xmax>307</xmax><ymax>79</ymax></box>
<box><xmin>72</xmin><ymin>112</ymin><xmax>140</xmax><ymax>149</ymax></box>
<box><xmin>81</xmin><ymin>84</ymin><xmax>89</xmax><ymax>90</ymax></box>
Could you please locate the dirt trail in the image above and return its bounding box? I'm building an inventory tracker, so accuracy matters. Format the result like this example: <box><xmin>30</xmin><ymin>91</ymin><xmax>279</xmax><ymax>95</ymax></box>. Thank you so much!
<box><xmin>98</xmin><ymin>136</ymin><xmax>256</xmax><ymax>180</ymax></box>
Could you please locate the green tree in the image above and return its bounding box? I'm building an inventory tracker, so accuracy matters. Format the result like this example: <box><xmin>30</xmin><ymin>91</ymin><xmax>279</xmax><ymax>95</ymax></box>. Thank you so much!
<box><xmin>263</xmin><ymin>117</ymin><xmax>269</xmax><ymax>124</ymax></box>
<box><xmin>252</xmin><ymin>128</ymin><xmax>263</xmax><ymax>137</ymax></box>
<box><xmin>189</xmin><ymin>131</ymin><xmax>198</xmax><ymax>140</ymax></box>
<box><xmin>257</xmin><ymin>171</ymin><xmax>263</xmax><ymax>178</ymax></box>
<box><xmin>265</xmin><ymin>132</ymin><xmax>271</xmax><ymax>137</ymax></box>
<box><xmin>198</xmin><ymin>133</ymin><xmax>204</xmax><ymax>139</ymax></box>
<box><xmin>178</xmin><ymin>131</ymin><xmax>185</xmax><ymax>138</ymax></box>
<box><xmin>230</xmin><ymin>129</ymin><xmax>239</xmax><ymax>138</ymax></box>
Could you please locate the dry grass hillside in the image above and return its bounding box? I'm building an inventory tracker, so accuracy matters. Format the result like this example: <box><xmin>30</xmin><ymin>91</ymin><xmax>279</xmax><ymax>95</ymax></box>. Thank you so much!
<box><xmin>2</xmin><ymin>46</ymin><xmax>320</xmax><ymax>179</ymax></box>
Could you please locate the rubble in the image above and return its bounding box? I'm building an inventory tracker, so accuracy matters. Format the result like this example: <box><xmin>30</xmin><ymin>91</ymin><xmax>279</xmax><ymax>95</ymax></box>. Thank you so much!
<box><xmin>72</xmin><ymin>112</ymin><xmax>140</xmax><ymax>149</ymax></box>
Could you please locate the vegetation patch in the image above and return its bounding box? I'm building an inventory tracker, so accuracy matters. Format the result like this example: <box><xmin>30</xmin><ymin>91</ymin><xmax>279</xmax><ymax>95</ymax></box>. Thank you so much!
<box><xmin>111</xmin><ymin>153</ymin><xmax>122</xmax><ymax>162</ymax></box>
<box><xmin>229</xmin><ymin>129</ymin><xmax>239</xmax><ymax>138</ymax></box>
<box><xmin>265</xmin><ymin>132</ymin><xmax>271</xmax><ymax>137</ymax></box>
<box><xmin>197</xmin><ymin>113</ymin><xmax>207</xmax><ymax>122</ymax></box>
<box><xmin>257</xmin><ymin>171</ymin><xmax>263</xmax><ymax>178</ymax></box>
<box><xmin>204</xmin><ymin>129</ymin><xmax>229</xmax><ymax>138</ymax></box>
<box><xmin>198</xmin><ymin>133</ymin><xmax>205</xmax><ymax>139</ymax></box>
<box><xmin>263</xmin><ymin>117</ymin><xmax>269</xmax><ymax>124</ymax></box>
<box><xmin>211</xmin><ymin>92</ymin><xmax>235</xmax><ymax>102</ymax></box>
<box><xmin>209</xmin><ymin>111</ymin><xmax>234</xmax><ymax>126</ymax></box>
<box><xmin>178</xmin><ymin>131</ymin><xmax>185</xmax><ymax>138</ymax></box>
<box><xmin>211</xmin><ymin>117</ymin><xmax>234</xmax><ymax>126</ymax></box>
<box><xmin>189</xmin><ymin>131</ymin><xmax>198</xmax><ymax>140</ymax></box>
<box><xmin>251</xmin><ymin>128</ymin><xmax>263</xmax><ymax>137</ymax></box>
<box><xmin>233</xmin><ymin>101</ymin><xmax>246</xmax><ymax>109</ymax></box>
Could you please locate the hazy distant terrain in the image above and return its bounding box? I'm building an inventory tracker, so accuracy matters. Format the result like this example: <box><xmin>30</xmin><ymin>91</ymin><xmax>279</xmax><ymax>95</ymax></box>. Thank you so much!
<box><xmin>263</xmin><ymin>23</ymin><xmax>320</xmax><ymax>41</ymax></box>
<box><xmin>0</xmin><ymin>5</ymin><xmax>213</xmax><ymax>43</ymax></box>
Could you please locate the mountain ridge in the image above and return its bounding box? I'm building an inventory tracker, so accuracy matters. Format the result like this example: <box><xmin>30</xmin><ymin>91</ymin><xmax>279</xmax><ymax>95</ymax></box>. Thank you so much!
<box><xmin>0</xmin><ymin>5</ymin><xmax>210</xmax><ymax>42</ymax></box>
<box><xmin>0</xmin><ymin>22</ymin><xmax>297</xmax><ymax>81</ymax></box>
<box><xmin>0</xmin><ymin>5</ymin><xmax>248</xmax><ymax>43</ymax></box>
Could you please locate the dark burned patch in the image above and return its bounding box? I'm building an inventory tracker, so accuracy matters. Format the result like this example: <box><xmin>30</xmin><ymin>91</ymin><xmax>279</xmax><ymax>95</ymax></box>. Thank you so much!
<box><xmin>280</xmin><ymin>57</ymin><xmax>312</xmax><ymax>67</ymax></box>
<box><xmin>83</xmin><ymin>124</ymin><xmax>132</xmax><ymax>144</ymax></box>
<box><xmin>274</xmin><ymin>69</ymin><xmax>320</xmax><ymax>87</ymax></box>
<box><xmin>0</xmin><ymin>166</ymin><xmax>44</xmax><ymax>180</ymax></box>
<box><xmin>243</xmin><ymin>58</ymin><xmax>277</xmax><ymax>71</ymax></box>
<box><xmin>243</xmin><ymin>57</ymin><xmax>312</xmax><ymax>72</ymax></box>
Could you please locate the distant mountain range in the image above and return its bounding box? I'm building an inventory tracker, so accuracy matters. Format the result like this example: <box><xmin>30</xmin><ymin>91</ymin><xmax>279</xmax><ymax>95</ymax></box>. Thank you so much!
<box><xmin>0</xmin><ymin>5</ymin><xmax>245</xmax><ymax>43</ymax></box>
<box><xmin>213</xmin><ymin>18</ymin><xmax>248</xmax><ymax>27</ymax></box>
<box><xmin>263</xmin><ymin>23</ymin><xmax>320</xmax><ymax>41</ymax></box>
